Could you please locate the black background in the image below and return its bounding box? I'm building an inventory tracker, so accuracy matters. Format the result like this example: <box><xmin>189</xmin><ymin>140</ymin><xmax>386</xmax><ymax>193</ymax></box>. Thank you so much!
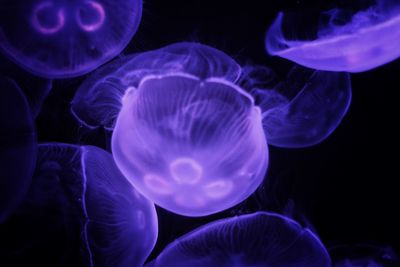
<box><xmin>1</xmin><ymin>0</ymin><xmax>399</xmax><ymax>265</ymax></box>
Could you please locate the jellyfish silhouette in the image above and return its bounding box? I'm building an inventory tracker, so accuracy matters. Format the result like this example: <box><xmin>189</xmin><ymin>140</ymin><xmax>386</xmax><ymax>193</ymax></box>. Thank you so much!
<box><xmin>0</xmin><ymin>76</ymin><xmax>37</xmax><ymax>223</ymax></box>
<box><xmin>0</xmin><ymin>0</ymin><xmax>142</xmax><ymax>78</ymax></box>
<box><xmin>71</xmin><ymin>42</ymin><xmax>350</xmax><ymax>216</ymax></box>
<box><xmin>265</xmin><ymin>0</ymin><xmax>400</xmax><ymax>72</ymax></box>
<box><xmin>0</xmin><ymin>54</ymin><xmax>53</xmax><ymax>118</ymax></box>
<box><xmin>330</xmin><ymin>243</ymin><xmax>399</xmax><ymax>267</ymax></box>
<box><xmin>252</xmin><ymin>66</ymin><xmax>352</xmax><ymax>148</ymax></box>
<box><xmin>146</xmin><ymin>212</ymin><xmax>331</xmax><ymax>267</ymax></box>
<box><xmin>0</xmin><ymin>143</ymin><xmax>158</xmax><ymax>267</ymax></box>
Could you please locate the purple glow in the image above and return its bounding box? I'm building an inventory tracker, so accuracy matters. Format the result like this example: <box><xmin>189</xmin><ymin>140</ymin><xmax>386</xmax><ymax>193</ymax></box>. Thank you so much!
<box><xmin>71</xmin><ymin>42</ymin><xmax>352</xmax><ymax>215</ymax></box>
<box><xmin>71</xmin><ymin>43</ymin><xmax>267</xmax><ymax>217</ymax></box>
<box><xmin>71</xmin><ymin>42</ymin><xmax>242</xmax><ymax>130</ymax></box>
<box><xmin>31</xmin><ymin>1</ymin><xmax>65</xmax><ymax>34</ymax></box>
<box><xmin>265</xmin><ymin>1</ymin><xmax>400</xmax><ymax>72</ymax></box>
<box><xmin>0</xmin><ymin>0</ymin><xmax>142</xmax><ymax>78</ymax></box>
<box><xmin>148</xmin><ymin>212</ymin><xmax>331</xmax><ymax>267</ymax></box>
<box><xmin>0</xmin><ymin>77</ymin><xmax>37</xmax><ymax>223</ymax></box>
<box><xmin>169</xmin><ymin>157</ymin><xmax>203</xmax><ymax>184</ymax></box>
<box><xmin>1</xmin><ymin>143</ymin><xmax>158</xmax><ymax>267</ymax></box>
<box><xmin>112</xmin><ymin>73</ymin><xmax>268</xmax><ymax>217</ymax></box>
<box><xmin>76</xmin><ymin>1</ymin><xmax>105</xmax><ymax>32</ymax></box>
<box><xmin>253</xmin><ymin>67</ymin><xmax>352</xmax><ymax>148</ymax></box>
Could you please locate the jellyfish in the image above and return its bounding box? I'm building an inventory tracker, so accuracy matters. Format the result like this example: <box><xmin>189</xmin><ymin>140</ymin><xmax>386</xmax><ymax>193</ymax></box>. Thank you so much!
<box><xmin>71</xmin><ymin>42</ymin><xmax>350</xmax><ymax>217</ymax></box>
<box><xmin>0</xmin><ymin>143</ymin><xmax>158</xmax><ymax>267</ymax></box>
<box><xmin>0</xmin><ymin>54</ymin><xmax>53</xmax><ymax>117</ymax></box>
<box><xmin>72</xmin><ymin>42</ymin><xmax>267</xmax><ymax>217</ymax></box>
<box><xmin>146</xmin><ymin>212</ymin><xmax>331</xmax><ymax>267</ymax></box>
<box><xmin>71</xmin><ymin>42</ymin><xmax>242</xmax><ymax>130</ymax></box>
<box><xmin>252</xmin><ymin>66</ymin><xmax>352</xmax><ymax>148</ymax></box>
<box><xmin>265</xmin><ymin>0</ymin><xmax>400</xmax><ymax>72</ymax></box>
<box><xmin>330</xmin><ymin>244</ymin><xmax>399</xmax><ymax>267</ymax></box>
<box><xmin>0</xmin><ymin>0</ymin><xmax>142</xmax><ymax>78</ymax></box>
<box><xmin>0</xmin><ymin>76</ymin><xmax>37</xmax><ymax>223</ymax></box>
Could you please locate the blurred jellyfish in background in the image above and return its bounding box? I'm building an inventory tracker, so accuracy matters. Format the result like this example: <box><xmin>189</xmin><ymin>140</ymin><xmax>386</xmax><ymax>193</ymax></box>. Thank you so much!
<box><xmin>0</xmin><ymin>76</ymin><xmax>37</xmax><ymax>223</ymax></box>
<box><xmin>0</xmin><ymin>55</ymin><xmax>53</xmax><ymax>118</ymax></box>
<box><xmin>0</xmin><ymin>0</ymin><xmax>142</xmax><ymax>78</ymax></box>
<box><xmin>330</xmin><ymin>243</ymin><xmax>399</xmax><ymax>267</ymax></box>
<box><xmin>252</xmin><ymin>66</ymin><xmax>352</xmax><ymax>148</ymax></box>
<box><xmin>145</xmin><ymin>212</ymin><xmax>331</xmax><ymax>267</ymax></box>
<box><xmin>265</xmin><ymin>0</ymin><xmax>400</xmax><ymax>72</ymax></box>
<box><xmin>71</xmin><ymin>42</ymin><xmax>350</xmax><ymax>217</ymax></box>
<box><xmin>0</xmin><ymin>143</ymin><xmax>158</xmax><ymax>267</ymax></box>
<box><xmin>71</xmin><ymin>42</ymin><xmax>242</xmax><ymax>130</ymax></box>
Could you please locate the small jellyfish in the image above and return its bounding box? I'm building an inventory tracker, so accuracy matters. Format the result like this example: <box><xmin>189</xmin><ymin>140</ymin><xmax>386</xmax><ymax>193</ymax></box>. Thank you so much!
<box><xmin>146</xmin><ymin>212</ymin><xmax>331</xmax><ymax>267</ymax></box>
<box><xmin>0</xmin><ymin>143</ymin><xmax>158</xmax><ymax>267</ymax></box>
<box><xmin>71</xmin><ymin>42</ymin><xmax>350</xmax><ymax>216</ymax></box>
<box><xmin>330</xmin><ymin>243</ymin><xmax>399</xmax><ymax>267</ymax></box>
<box><xmin>0</xmin><ymin>0</ymin><xmax>142</xmax><ymax>78</ymax></box>
<box><xmin>265</xmin><ymin>0</ymin><xmax>400</xmax><ymax>72</ymax></box>
<box><xmin>72</xmin><ymin>42</ymin><xmax>267</xmax><ymax>217</ymax></box>
<box><xmin>0</xmin><ymin>76</ymin><xmax>37</xmax><ymax>223</ymax></box>
<box><xmin>252</xmin><ymin>66</ymin><xmax>352</xmax><ymax>148</ymax></box>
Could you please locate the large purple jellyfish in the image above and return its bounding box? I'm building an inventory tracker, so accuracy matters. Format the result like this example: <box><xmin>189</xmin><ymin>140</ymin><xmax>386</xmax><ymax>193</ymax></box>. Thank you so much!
<box><xmin>71</xmin><ymin>42</ymin><xmax>350</xmax><ymax>216</ymax></box>
<box><xmin>0</xmin><ymin>0</ymin><xmax>142</xmax><ymax>78</ymax></box>
<box><xmin>0</xmin><ymin>77</ymin><xmax>36</xmax><ymax>223</ymax></box>
<box><xmin>265</xmin><ymin>0</ymin><xmax>400</xmax><ymax>72</ymax></box>
<box><xmin>0</xmin><ymin>143</ymin><xmax>158</xmax><ymax>267</ymax></box>
<box><xmin>146</xmin><ymin>212</ymin><xmax>331</xmax><ymax>267</ymax></box>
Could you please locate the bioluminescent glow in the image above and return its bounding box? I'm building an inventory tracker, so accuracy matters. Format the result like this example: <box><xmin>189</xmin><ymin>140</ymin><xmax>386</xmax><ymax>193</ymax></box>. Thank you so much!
<box><xmin>71</xmin><ymin>42</ymin><xmax>242</xmax><ymax>130</ymax></box>
<box><xmin>112</xmin><ymin>74</ymin><xmax>268</xmax><ymax>217</ymax></box>
<box><xmin>0</xmin><ymin>143</ymin><xmax>158</xmax><ymax>267</ymax></box>
<box><xmin>0</xmin><ymin>0</ymin><xmax>142</xmax><ymax>78</ymax></box>
<box><xmin>147</xmin><ymin>212</ymin><xmax>331</xmax><ymax>267</ymax></box>
<box><xmin>71</xmin><ymin>42</ymin><xmax>351</xmax><ymax>216</ymax></box>
<box><xmin>72</xmin><ymin>42</ymin><xmax>268</xmax><ymax>217</ymax></box>
<box><xmin>265</xmin><ymin>1</ymin><xmax>400</xmax><ymax>72</ymax></box>
<box><xmin>253</xmin><ymin>67</ymin><xmax>352</xmax><ymax>148</ymax></box>
<box><xmin>0</xmin><ymin>77</ymin><xmax>36</xmax><ymax>223</ymax></box>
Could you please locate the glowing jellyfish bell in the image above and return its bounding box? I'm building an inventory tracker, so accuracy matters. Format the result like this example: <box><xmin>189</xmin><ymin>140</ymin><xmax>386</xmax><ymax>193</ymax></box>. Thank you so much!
<box><xmin>71</xmin><ymin>42</ymin><xmax>268</xmax><ymax>217</ymax></box>
<box><xmin>146</xmin><ymin>212</ymin><xmax>331</xmax><ymax>267</ymax></box>
<box><xmin>0</xmin><ymin>143</ymin><xmax>158</xmax><ymax>267</ymax></box>
<box><xmin>265</xmin><ymin>0</ymin><xmax>400</xmax><ymax>72</ymax></box>
<box><xmin>0</xmin><ymin>76</ymin><xmax>37</xmax><ymax>223</ymax></box>
<box><xmin>0</xmin><ymin>0</ymin><xmax>142</xmax><ymax>78</ymax></box>
<box><xmin>113</xmin><ymin>73</ymin><xmax>268</xmax><ymax>217</ymax></box>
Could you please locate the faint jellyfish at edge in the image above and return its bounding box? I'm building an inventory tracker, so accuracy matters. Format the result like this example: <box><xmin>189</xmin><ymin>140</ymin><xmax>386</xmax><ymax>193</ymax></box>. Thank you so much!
<box><xmin>72</xmin><ymin>42</ymin><xmax>268</xmax><ymax>217</ymax></box>
<box><xmin>0</xmin><ymin>143</ymin><xmax>158</xmax><ymax>267</ymax></box>
<box><xmin>71</xmin><ymin>42</ymin><xmax>350</xmax><ymax>217</ymax></box>
<box><xmin>146</xmin><ymin>212</ymin><xmax>331</xmax><ymax>267</ymax></box>
<box><xmin>0</xmin><ymin>0</ymin><xmax>143</xmax><ymax>78</ymax></box>
<box><xmin>0</xmin><ymin>54</ymin><xmax>53</xmax><ymax>117</ymax></box>
<box><xmin>251</xmin><ymin>66</ymin><xmax>352</xmax><ymax>148</ymax></box>
<box><xmin>330</xmin><ymin>243</ymin><xmax>400</xmax><ymax>267</ymax></box>
<box><xmin>265</xmin><ymin>0</ymin><xmax>400</xmax><ymax>72</ymax></box>
<box><xmin>0</xmin><ymin>76</ymin><xmax>37</xmax><ymax>223</ymax></box>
